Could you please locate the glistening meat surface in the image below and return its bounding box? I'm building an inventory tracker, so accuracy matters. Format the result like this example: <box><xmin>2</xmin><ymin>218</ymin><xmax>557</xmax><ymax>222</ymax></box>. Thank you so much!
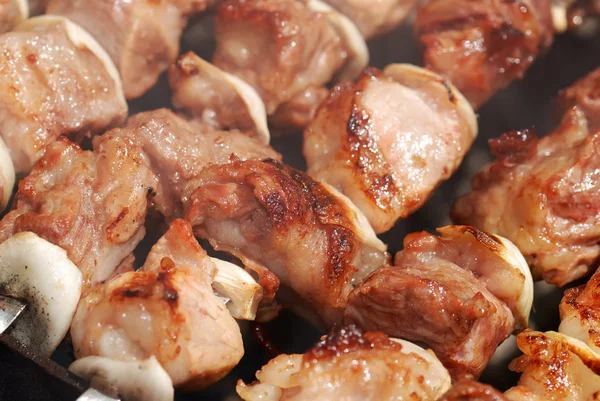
<box><xmin>71</xmin><ymin>219</ymin><xmax>244</xmax><ymax>390</ymax></box>
<box><xmin>0</xmin><ymin>135</ymin><xmax>156</xmax><ymax>291</ymax></box>
<box><xmin>415</xmin><ymin>0</ymin><xmax>553</xmax><ymax>108</ymax></box>
<box><xmin>0</xmin><ymin>18</ymin><xmax>126</xmax><ymax>174</ymax></box>
<box><xmin>212</xmin><ymin>0</ymin><xmax>353</xmax><ymax>128</ymax></box>
<box><xmin>99</xmin><ymin>109</ymin><xmax>280</xmax><ymax>219</ymax></box>
<box><xmin>452</xmin><ymin>108</ymin><xmax>600</xmax><ymax>286</ymax></box>
<box><xmin>237</xmin><ymin>326</ymin><xmax>451</xmax><ymax>401</ymax></box>
<box><xmin>304</xmin><ymin>65</ymin><xmax>477</xmax><ymax>233</ymax></box>
<box><xmin>345</xmin><ymin>228</ymin><xmax>520</xmax><ymax>380</ymax></box>
<box><xmin>46</xmin><ymin>0</ymin><xmax>216</xmax><ymax>98</ymax></box>
<box><xmin>182</xmin><ymin>158</ymin><xmax>388</xmax><ymax>326</ymax></box>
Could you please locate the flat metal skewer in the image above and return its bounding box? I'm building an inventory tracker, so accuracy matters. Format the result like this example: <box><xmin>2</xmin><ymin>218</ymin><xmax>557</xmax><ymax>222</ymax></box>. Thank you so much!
<box><xmin>0</xmin><ymin>294</ymin><xmax>26</xmax><ymax>334</ymax></box>
<box><xmin>0</xmin><ymin>294</ymin><xmax>119</xmax><ymax>401</ymax></box>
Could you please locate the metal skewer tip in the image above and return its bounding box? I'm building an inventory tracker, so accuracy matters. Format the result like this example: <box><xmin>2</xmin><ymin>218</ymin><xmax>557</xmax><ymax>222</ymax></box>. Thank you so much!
<box><xmin>0</xmin><ymin>295</ymin><xmax>26</xmax><ymax>334</ymax></box>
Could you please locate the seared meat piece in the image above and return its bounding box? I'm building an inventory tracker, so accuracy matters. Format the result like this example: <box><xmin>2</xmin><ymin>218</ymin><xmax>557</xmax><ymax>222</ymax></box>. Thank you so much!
<box><xmin>169</xmin><ymin>52</ymin><xmax>270</xmax><ymax>144</ymax></box>
<box><xmin>0</xmin><ymin>0</ymin><xmax>27</xmax><ymax>33</ymax></box>
<box><xmin>304</xmin><ymin>64</ymin><xmax>477</xmax><ymax>233</ymax></box>
<box><xmin>559</xmin><ymin>268</ymin><xmax>600</xmax><ymax>353</ymax></box>
<box><xmin>556</xmin><ymin>67</ymin><xmax>600</xmax><ymax>132</ymax></box>
<box><xmin>212</xmin><ymin>0</ymin><xmax>368</xmax><ymax>129</ymax></box>
<box><xmin>0</xmin><ymin>136</ymin><xmax>157</xmax><ymax>291</ymax></box>
<box><xmin>323</xmin><ymin>0</ymin><xmax>418</xmax><ymax>38</ymax></box>
<box><xmin>182</xmin><ymin>158</ymin><xmax>388</xmax><ymax>325</ymax></box>
<box><xmin>237</xmin><ymin>325</ymin><xmax>451</xmax><ymax>401</ymax></box>
<box><xmin>345</xmin><ymin>226</ymin><xmax>533</xmax><ymax>380</ymax></box>
<box><xmin>452</xmin><ymin>108</ymin><xmax>600</xmax><ymax>286</ymax></box>
<box><xmin>0</xmin><ymin>16</ymin><xmax>126</xmax><ymax>174</ymax></box>
<box><xmin>99</xmin><ymin>109</ymin><xmax>280</xmax><ymax>219</ymax></box>
<box><xmin>439</xmin><ymin>380</ymin><xmax>510</xmax><ymax>401</ymax></box>
<box><xmin>415</xmin><ymin>0</ymin><xmax>553</xmax><ymax>109</ymax></box>
<box><xmin>71</xmin><ymin>219</ymin><xmax>244</xmax><ymax>390</ymax></box>
<box><xmin>46</xmin><ymin>0</ymin><xmax>215</xmax><ymax>99</ymax></box>
<box><xmin>508</xmin><ymin>330</ymin><xmax>600</xmax><ymax>401</ymax></box>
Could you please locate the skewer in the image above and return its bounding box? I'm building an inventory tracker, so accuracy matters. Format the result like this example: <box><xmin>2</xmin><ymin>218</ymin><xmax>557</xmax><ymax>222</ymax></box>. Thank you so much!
<box><xmin>0</xmin><ymin>295</ymin><xmax>119</xmax><ymax>401</ymax></box>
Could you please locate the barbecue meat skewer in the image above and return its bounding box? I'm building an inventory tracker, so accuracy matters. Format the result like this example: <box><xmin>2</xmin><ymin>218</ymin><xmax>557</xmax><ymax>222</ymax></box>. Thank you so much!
<box><xmin>414</xmin><ymin>0</ymin><xmax>554</xmax><ymax>109</ymax></box>
<box><xmin>345</xmin><ymin>225</ymin><xmax>533</xmax><ymax>379</ymax></box>
<box><xmin>46</xmin><ymin>0</ymin><xmax>217</xmax><ymax>99</ymax></box>
<box><xmin>452</xmin><ymin>106</ymin><xmax>600</xmax><ymax>286</ymax></box>
<box><xmin>70</xmin><ymin>219</ymin><xmax>247</xmax><ymax>391</ymax></box>
<box><xmin>212</xmin><ymin>0</ymin><xmax>368</xmax><ymax>129</ymax></box>
<box><xmin>304</xmin><ymin>64</ymin><xmax>477</xmax><ymax>233</ymax></box>
<box><xmin>0</xmin><ymin>135</ymin><xmax>156</xmax><ymax>291</ymax></box>
<box><xmin>0</xmin><ymin>16</ymin><xmax>126</xmax><ymax>175</ymax></box>
<box><xmin>237</xmin><ymin>325</ymin><xmax>452</xmax><ymax>401</ymax></box>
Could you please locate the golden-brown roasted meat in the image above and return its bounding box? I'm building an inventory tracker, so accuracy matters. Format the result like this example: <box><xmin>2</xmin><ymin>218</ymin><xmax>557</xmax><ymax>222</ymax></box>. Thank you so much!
<box><xmin>212</xmin><ymin>0</ymin><xmax>367</xmax><ymax>129</ymax></box>
<box><xmin>415</xmin><ymin>0</ymin><xmax>553</xmax><ymax>109</ymax></box>
<box><xmin>304</xmin><ymin>65</ymin><xmax>477</xmax><ymax>233</ymax></box>
<box><xmin>100</xmin><ymin>109</ymin><xmax>280</xmax><ymax>219</ymax></box>
<box><xmin>508</xmin><ymin>330</ymin><xmax>600</xmax><ymax>401</ymax></box>
<box><xmin>0</xmin><ymin>135</ymin><xmax>157</xmax><ymax>291</ymax></box>
<box><xmin>345</xmin><ymin>226</ymin><xmax>532</xmax><ymax>380</ymax></box>
<box><xmin>452</xmin><ymin>108</ymin><xmax>600</xmax><ymax>286</ymax></box>
<box><xmin>237</xmin><ymin>326</ymin><xmax>452</xmax><ymax>401</ymax></box>
<box><xmin>0</xmin><ymin>16</ymin><xmax>126</xmax><ymax>174</ymax></box>
<box><xmin>182</xmin><ymin>158</ymin><xmax>388</xmax><ymax>325</ymax></box>
<box><xmin>46</xmin><ymin>0</ymin><xmax>216</xmax><ymax>99</ymax></box>
<box><xmin>71</xmin><ymin>219</ymin><xmax>244</xmax><ymax>390</ymax></box>
<box><xmin>323</xmin><ymin>0</ymin><xmax>418</xmax><ymax>38</ymax></box>
<box><xmin>559</xmin><ymin>268</ymin><xmax>600</xmax><ymax>353</ymax></box>
<box><xmin>556</xmin><ymin>67</ymin><xmax>600</xmax><ymax>132</ymax></box>
<box><xmin>439</xmin><ymin>380</ymin><xmax>510</xmax><ymax>401</ymax></box>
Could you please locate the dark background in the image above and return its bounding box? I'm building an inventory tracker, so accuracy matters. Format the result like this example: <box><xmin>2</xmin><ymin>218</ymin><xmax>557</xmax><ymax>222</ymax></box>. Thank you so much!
<box><xmin>3</xmin><ymin>11</ymin><xmax>600</xmax><ymax>401</ymax></box>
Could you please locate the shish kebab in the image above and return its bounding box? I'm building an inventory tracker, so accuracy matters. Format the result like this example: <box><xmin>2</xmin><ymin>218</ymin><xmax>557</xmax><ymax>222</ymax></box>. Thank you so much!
<box><xmin>235</xmin><ymin>263</ymin><xmax>600</xmax><ymax>401</ymax></box>
<box><xmin>453</xmin><ymin>67</ymin><xmax>600</xmax><ymax>287</ymax></box>
<box><xmin>0</xmin><ymin>0</ymin><xmax>230</xmax><ymax>210</ymax></box>
<box><xmin>0</xmin><ymin>100</ymin><xmax>275</xmax><ymax>398</ymax></box>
